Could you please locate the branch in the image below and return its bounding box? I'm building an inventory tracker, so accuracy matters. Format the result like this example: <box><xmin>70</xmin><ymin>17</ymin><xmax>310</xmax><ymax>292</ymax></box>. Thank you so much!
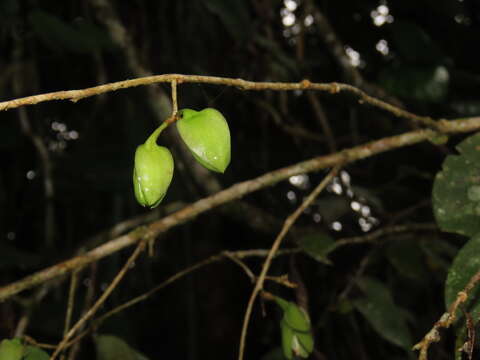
<box><xmin>1</xmin><ymin>117</ymin><xmax>480</xmax><ymax>302</ymax></box>
<box><xmin>0</xmin><ymin>74</ymin><xmax>442</xmax><ymax>130</ymax></box>
<box><xmin>238</xmin><ymin>166</ymin><xmax>340</xmax><ymax>360</ymax></box>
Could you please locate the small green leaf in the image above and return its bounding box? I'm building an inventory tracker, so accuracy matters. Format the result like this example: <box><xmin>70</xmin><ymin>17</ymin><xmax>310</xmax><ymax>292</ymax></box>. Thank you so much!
<box><xmin>353</xmin><ymin>277</ymin><xmax>412</xmax><ymax>350</ymax></box>
<box><xmin>379</xmin><ymin>64</ymin><xmax>449</xmax><ymax>102</ymax></box>
<box><xmin>445</xmin><ymin>233</ymin><xmax>480</xmax><ymax>319</ymax></box>
<box><xmin>0</xmin><ymin>338</ymin><xmax>24</xmax><ymax>360</ymax></box>
<box><xmin>133</xmin><ymin>143</ymin><xmax>174</xmax><ymax>208</ymax></box>
<box><xmin>177</xmin><ymin>108</ymin><xmax>231</xmax><ymax>173</ymax></box>
<box><xmin>94</xmin><ymin>334</ymin><xmax>149</xmax><ymax>360</ymax></box>
<box><xmin>299</xmin><ymin>232</ymin><xmax>334</xmax><ymax>264</ymax></box>
<box><xmin>433</xmin><ymin>133</ymin><xmax>480</xmax><ymax>236</ymax></box>
<box><xmin>24</xmin><ymin>346</ymin><xmax>50</xmax><ymax>360</ymax></box>
<box><xmin>386</xmin><ymin>238</ymin><xmax>428</xmax><ymax>281</ymax></box>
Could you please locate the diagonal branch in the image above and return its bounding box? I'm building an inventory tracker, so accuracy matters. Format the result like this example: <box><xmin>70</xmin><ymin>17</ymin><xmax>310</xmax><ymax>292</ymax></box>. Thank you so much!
<box><xmin>1</xmin><ymin>117</ymin><xmax>480</xmax><ymax>302</ymax></box>
<box><xmin>238</xmin><ymin>165</ymin><xmax>340</xmax><ymax>360</ymax></box>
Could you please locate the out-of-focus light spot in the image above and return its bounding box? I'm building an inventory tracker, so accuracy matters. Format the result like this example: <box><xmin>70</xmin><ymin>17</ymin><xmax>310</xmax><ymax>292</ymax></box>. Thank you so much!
<box><xmin>375</xmin><ymin>39</ymin><xmax>389</xmax><ymax>55</ymax></box>
<box><xmin>329</xmin><ymin>182</ymin><xmax>343</xmax><ymax>195</ymax></box>
<box><xmin>361</xmin><ymin>205</ymin><xmax>371</xmax><ymax>217</ymax></box>
<box><xmin>331</xmin><ymin>221</ymin><xmax>342</xmax><ymax>231</ymax></box>
<box><xmin>313</xmin><ymin>213</ymin><xmax>322</xmax><ymax>223</ymax></box>
<box><xmin>294</xmin><ymin>90</ymin><xmax>303</xmax><ymax>96</ymax></box>
<box><xmin>304</xmin><ymin>14</ymin><xmax>314</xmax><ymax>27</ymax></box>
<box><xmin>6</xmin><ymin>232</ymin><xmax>16</xmax><ymax>240</ymax></box>
<box><xmin>454</xmin><ymin>14</ymin><xmax>471</xmax><ymax>25</ymax></box>
<box><xmin>351</xmin><ymin>201</ymin><xmax>361</xmax><ymax>211</ymax></box>
<box><xmin>68</xmin><ymin>130</ymin><xmax>79</xmax><ymax>140</ymax></box>
<box><xmin>346</xmin><ymin>189</ymin><xmax>354</xmax><ymax>198</ymax></box>
<box><xmin>284</xmin><ymin>0</ymin><xmax>298</xmax><ymax>12</ymax></box>
<box><xmin>287</xmin><ymin>190</ymin><xmax>297</xmax><ymax>202</ymax></box>
<box><xmin>359</xmin><ymin>218</ymin><xmax>373</xmax><ymax>232</ymax></box>
<box><xmin>289</xmin><ymin>174</ymin><xmax>310</xmax><ymax>190</ymax></box>
<box><xmin>26</xmin><ymin>170</ymin><xmax>36</xmax><ymax>180</ymax></box>
<box><xmin>370</xmin><ymin>4</ymin><xmax>394</xmax><ymax>27</ymax></box>
<box><xmin>83</xmin><ymin>278</ymin><xmax>91</xmax><ymax>287</ymax></box>
<box><xmin>282</xmin><ymin>12</ymin><xmax>296</xmax><ymax>26</ymax></box>
<box><xmin>345</xmin><ymin>46</ymin><xmax>362</xmax><ymax>67</ymax></box>
<box><xmin>292</xmin><ymin>23</ymin><xmax>302</xmax><ymax>34</ymax></box>
<box><xmin>340</xmin><ymin>171</ymin><xmax>351</xmax><ymax>186</ymax></box>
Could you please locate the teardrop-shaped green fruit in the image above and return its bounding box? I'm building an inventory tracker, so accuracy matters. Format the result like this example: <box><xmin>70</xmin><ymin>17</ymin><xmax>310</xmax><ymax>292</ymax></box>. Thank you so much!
<box><xmin>0</xmin><ymin>339</ymin><xmax>24</xmax><ymax>360</ymax></box>
<box><xmin>283</xmin><ymin>301</ymin><xmax>311</xmax><ymax>332</ymax></box>
<box><xmin>133</xmin><ymin>143</ymin><xmax>174</xmax><ymax>208</ymax></box>
<box><xmin>280</xmin><ymin>319</ymin><xmax>294</xmax><ymax>360</ymax></box>
<box><xmin>176</xmin><ymin>108</ymin><xmax>231</xmax><ymax>173</ymax></box>
<box><xmin>292</xmin><ymin>331</ymin><xmax>314</xmax><ymax>358</ymax></box>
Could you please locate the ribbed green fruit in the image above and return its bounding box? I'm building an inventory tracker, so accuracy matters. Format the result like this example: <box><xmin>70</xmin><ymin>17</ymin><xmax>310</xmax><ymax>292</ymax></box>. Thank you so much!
<box><xmin>133</xmin><ymin>143</ymin><xmax>174</xmax><ymax>208</ymax></box>
<box><xmin>176</xmin><ymin>108</ymin><xmax>231</xmax><ymax>173</ymax></box>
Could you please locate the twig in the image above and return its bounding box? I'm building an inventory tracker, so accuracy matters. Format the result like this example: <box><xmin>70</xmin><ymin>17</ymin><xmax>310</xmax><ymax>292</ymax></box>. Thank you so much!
<box><xmin>2</xmin><ymin>119</ymin><xmax>480</xmax><ymax>302</ymax></box>
<box><xmin>238</xmin><ymin>165</ymin><xmax>340</xmax><ymax>360</ymax></box>
<box><xmin>0</xmin><ymin>74</ymin><xmax>444</xmax><ymax>131</ymax></box>
<box><xmin>413</xmin><ymin>269</ymin><xmax>480</xmax><ymax>359</ymax></box>
<box><xmin>63</xmin><ymin>270</ymin><xmax>80</xmax><ymax>337</ymax></box>
<box><xmin>57</xmin><ymin>248</ymin><xmax>299</xmax><ymax>351</ymax></box>
<box><xmin>50</xmin><ymin>239</ymin><xmax>148</xmax><ymax>360</ymax></box>
<box><xmin>171</xmin><ymin>79</ymin><xmax>178</xmax><ymax>115</ymax></box>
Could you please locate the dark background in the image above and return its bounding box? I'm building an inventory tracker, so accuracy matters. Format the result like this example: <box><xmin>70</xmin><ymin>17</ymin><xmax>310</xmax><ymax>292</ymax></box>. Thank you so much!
<box><xmin>1</xmin><ymin>0</ymin><xmax>480</xmax><ymax>359</ymax></box>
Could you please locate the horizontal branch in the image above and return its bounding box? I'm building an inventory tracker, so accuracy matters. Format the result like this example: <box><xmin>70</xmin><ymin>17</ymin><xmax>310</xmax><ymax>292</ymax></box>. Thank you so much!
<box><xmin>0</xmin><ymin>116</ymin><xmax>479</xmax><ymax>302</ymax></box>
<box><xmin>0</xmin><ymin>74</ymin><xmax>440</xmax><ymax>129</ymax></box>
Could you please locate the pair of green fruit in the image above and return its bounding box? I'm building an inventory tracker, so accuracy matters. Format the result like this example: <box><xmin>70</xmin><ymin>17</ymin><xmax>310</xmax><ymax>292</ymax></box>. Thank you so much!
<box><xmin>274</xmin><ymin>296</ymin><xmax>314</xmax><ymax>359</ymax></box>
<box><xmin>133</xmin><ymin>108</ymin><xmax>231</xmax><ymax>208</ymax></box>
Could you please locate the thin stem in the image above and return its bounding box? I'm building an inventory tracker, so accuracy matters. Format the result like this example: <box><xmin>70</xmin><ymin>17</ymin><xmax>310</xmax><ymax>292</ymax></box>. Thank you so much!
<box><xmin>237</xmin><ymin>165</ymin><xmax>341</xmax><ymax>360</ymax></box>
<box><xmin>171</xmin><ymin>79</ymin><xmax>178</xmax><ymax>115</ymax></box>
<box><xmin>144</xmin><ymin>122</ymin><xmax>168</xmax><ymax>148</ymax></box>
<box><xmin>50</xmin><ymin>239</ymin><xmax>147</xmax><ymax>360</ymax></box>
<box><xmin>63</xmin><ymin>270</ymin><xmax>80</xmax><ymax>337</ymax></box>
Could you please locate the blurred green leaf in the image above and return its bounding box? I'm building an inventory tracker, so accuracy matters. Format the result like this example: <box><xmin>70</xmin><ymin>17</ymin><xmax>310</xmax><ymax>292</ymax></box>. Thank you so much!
<box><xmin>24</xmin><ymin>346</ymin><xmax>50</xmax><ymax>360</ymax></box>
<box><xmin>94</xmin><ymin>334</ymin><xmax>149</xmax><ymax>360</ymax></box>
<box><xmin>299</xmin><ymin>232</ymin><xmax>334</xmax><ymax>264</ymax></box>
<box><xmin>379</xmin><ymin>64</ymin><xmax>449</xmax><ymax>102</ymax></box>
<box><xmin>389</xmin><ymin>21</ymin><xmax>446</xmax><ymax>64</ymax></box>
<box><xmin>386</xmin><ymin>238</ymin><xmax>428</xmax><ymax>281</ymax></box>
<box><xmin>202</xmin><ymin>0</ymin><xmax>251</xmax><ymax>42</ymax></box>
<box><xmin>432</xmin><ymin>133</ymin><xmax>480</xmax><ymax>236</ymax></box>
<box><xmin>353</xmin><ymin>277</ymin><xmax>412</xmax><ymax>350</ymax></box>
<box><xmin>28</xmin><ymin>10</ymin><xmax>110</xmax><ymax>53</ymax></box>
<box><xmin>445</xmin><ymin>233</ymin><xmax>480</xmax><ymax>319</ymax></box>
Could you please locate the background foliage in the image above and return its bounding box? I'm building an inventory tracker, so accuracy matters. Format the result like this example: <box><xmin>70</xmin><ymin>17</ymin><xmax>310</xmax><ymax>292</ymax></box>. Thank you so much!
<box><xmin>1</xmin><ymin>0</ymin><xmax>480</xmax><ymax>359</ymax></box>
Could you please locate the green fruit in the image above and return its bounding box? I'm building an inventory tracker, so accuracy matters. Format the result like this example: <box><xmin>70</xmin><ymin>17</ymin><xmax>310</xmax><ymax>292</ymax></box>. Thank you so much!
<box><xmin>281</xmin><ymin>319</ymin><xmax>294</xmax><ymax>360</ymax></box>
<box><xmin>284</xmin><ymin>301</ymin><xmax>311</xmax><ymax>332</ymax></box>
<box><xmin>133</xmin><ymin>143</ymin><xmax>174</xmax><ymax>208</ymax></box>
<box><xmin>275</xmin><ymin>297</ymin><xmax>314</xmax><ymax>359</ymax></box>
<box><xmin>176</xmin><ymin>108</ymin><xmax>231</xmax><ymax>173</ymax></box>
<box><xmin>0</xmin><ymin>338</ymin><xmax>24</xmax><ymax>360</ymax></box>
